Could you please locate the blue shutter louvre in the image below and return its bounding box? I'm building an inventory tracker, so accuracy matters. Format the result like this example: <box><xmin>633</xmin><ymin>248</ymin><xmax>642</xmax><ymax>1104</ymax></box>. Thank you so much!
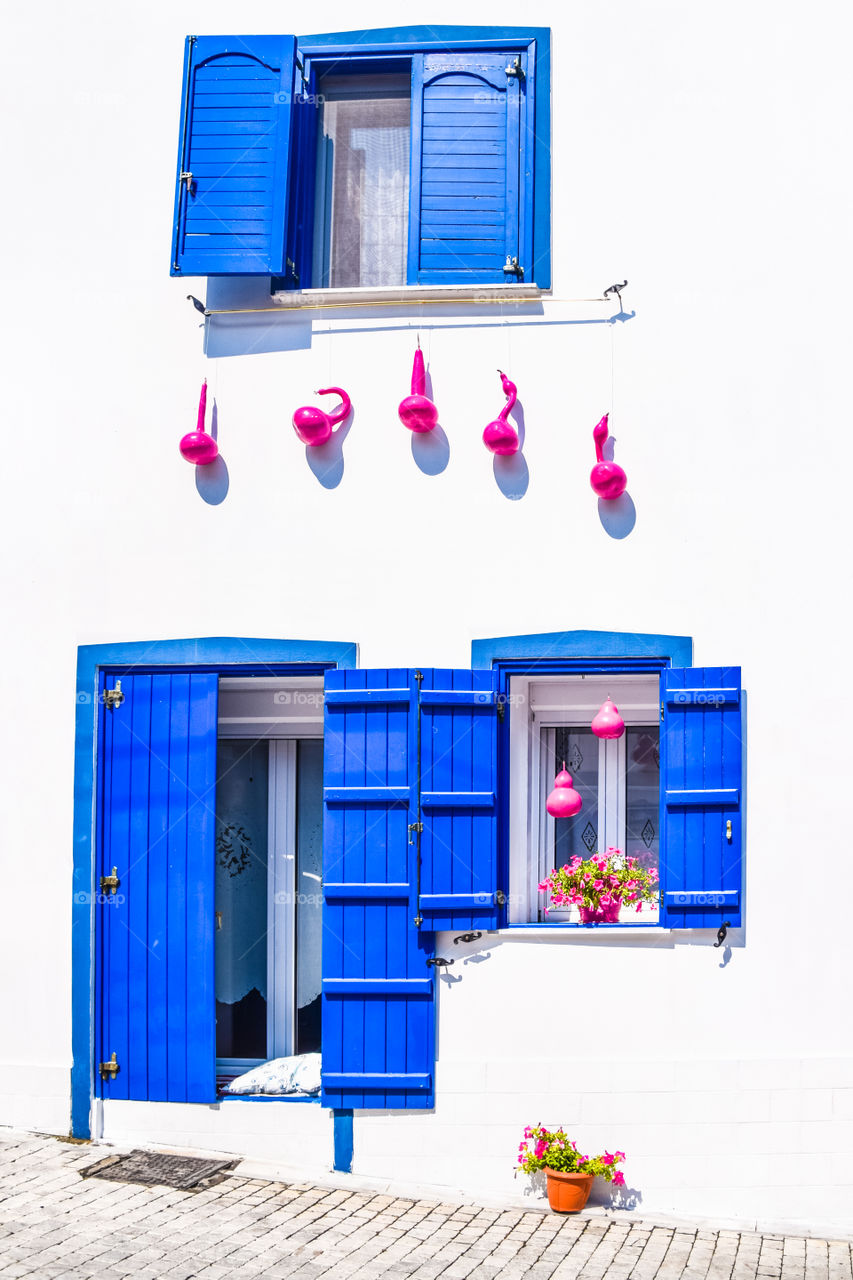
<box><xmin>321</xmin><ymin>670</ymin><xmax>435</xmax><ymax>1110</ymax></box>
<box><xmin>97</xmin><ymin>673</ymin><xmax>218</xmax><ymax>1101</ymax></box>
<box><xmin>171</xmin><ymin>35</ymin><xmax>298</xmax><ymax>276</ymax></box>
<box><xmin>409</xmin><ymin>52</ymin><xmax>526</xmax><ymax>285</ymax></box>
<box><xmin>660</xmin><ymin>666</ymin><xmax>743</xmax><ymax>929</ymax></box>
<box><xmin>418</xmin><ymin>670</ymin><xmax>500</xmax><ymax>930</ymax></box>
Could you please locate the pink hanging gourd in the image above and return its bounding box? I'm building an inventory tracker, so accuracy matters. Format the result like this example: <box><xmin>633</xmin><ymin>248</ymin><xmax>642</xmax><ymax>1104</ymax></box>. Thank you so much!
<box><xmin>179</xmin><ymin>380</ymin><xmax>219</xmax><ymax>465</ymax></box>
<box><xmin>546</xmin><ymin>767</ymin><xmax>583</xmax><ymax>818</ymax></box>
<box><xmin>482</xmin><ymin>370</ymin><xmax>520</xmax><ymax>455</ymax></box>
<box><xmin>398</xmin><ymin>346</ymin><xmax>438</xmax><ymax>433</ymax></box>
<box><xmin>591</xmin><ymin>697</ymin><xmax>625</xmax><ymax>740</ymax></box>
<box><xmin>292</xmin><ymin>387</ymin><xmax>352</xmax><ymax>446</ymax></box>
<box><xmin>589</xmin><ymin>413</ymin><xmax>627</xmax><ymax>499</ymax></box>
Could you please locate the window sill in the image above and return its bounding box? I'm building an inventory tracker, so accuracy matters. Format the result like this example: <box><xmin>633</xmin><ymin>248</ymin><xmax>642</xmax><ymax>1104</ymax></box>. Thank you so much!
<box><xmin>269</xmin><ymin>283</ymin><xmax>544</xmax><ymax>310</ymax></box>
<box><xmin>498</xmin><ymin>925</ymin><xmax>672</xmax><ymax>938</ymax></box>
<box><xmin>217</xmin><ymin>1093</ymin><xmax>322</xmax><ymax>1104</ymax></box>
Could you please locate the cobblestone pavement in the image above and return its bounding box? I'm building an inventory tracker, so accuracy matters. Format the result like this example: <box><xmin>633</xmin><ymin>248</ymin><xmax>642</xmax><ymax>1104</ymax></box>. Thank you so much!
<box><xmin>0</xmin><ymin>1133</ymin><xmax>851</xmax><ymax>1280</ymax></box>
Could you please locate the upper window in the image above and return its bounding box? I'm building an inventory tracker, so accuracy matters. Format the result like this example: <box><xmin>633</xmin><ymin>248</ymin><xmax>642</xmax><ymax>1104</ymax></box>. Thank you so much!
<box><xmin>170</xmin><ymin>27</ymin><xmax>551</xmax><ymax>289</ymax></box>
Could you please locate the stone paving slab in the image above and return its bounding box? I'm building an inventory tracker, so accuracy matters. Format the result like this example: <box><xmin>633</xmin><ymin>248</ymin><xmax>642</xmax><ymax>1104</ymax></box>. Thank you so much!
<box><xmin>0</xmin><ymin>1133</ymin><xmax>850</xmax><ymax>1280</ymax></box>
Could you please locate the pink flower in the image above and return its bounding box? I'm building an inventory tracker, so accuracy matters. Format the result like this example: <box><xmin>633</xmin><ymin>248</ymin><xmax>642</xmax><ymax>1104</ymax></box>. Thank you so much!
<box><xmin>594</xmin><ymin>880</ymin><xmax>604</xmax><ymax>890</ymax></box>
<box><xmin>612</xmin><ymin>1171</ymin><xmax>626</xmax><ymax>1187</ymax></box>
<box><xmin>636</xmin><ymin>902</ymin><xmax>643</xmax><ymax>912</ymax></box>
<box><xmin>602</xmin><ymin>1151</ymin><xmax>614</xmax><ymax>1165</ymax></box>
<box><xmin>534</xmin><ymin>1140</ymin><xmax>548</xmax><ymax>1159</ymax></box>
<box><xmin>615</xmin><ymin>1151</ymin><xmax>625</xmax><ymax>1160</ymax></box>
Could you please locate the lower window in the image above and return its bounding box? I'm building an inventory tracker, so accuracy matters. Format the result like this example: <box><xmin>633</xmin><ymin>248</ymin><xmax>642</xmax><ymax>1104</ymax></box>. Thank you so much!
<box><xmin>510</xmin><ymin>673</ymin><xmax>661</xmax><ymax>924</ymax></box>
<box><xmin>215</xmin><ymin>679</ymin><xmax>324</xmax><ymax>1081</ymax></box>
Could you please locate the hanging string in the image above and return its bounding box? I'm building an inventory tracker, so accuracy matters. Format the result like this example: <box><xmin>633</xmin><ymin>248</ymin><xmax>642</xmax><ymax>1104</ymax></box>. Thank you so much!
<box><xmin>609</xmin><ymin>313</ymin><xmax>616</xmax><ymax>425</ymax></box>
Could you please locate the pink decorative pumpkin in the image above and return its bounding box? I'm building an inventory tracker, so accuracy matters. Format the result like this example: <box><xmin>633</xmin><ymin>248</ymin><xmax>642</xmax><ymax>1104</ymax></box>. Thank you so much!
<box><xmin>590</xmin><ymin>413</ymin><xmax>627</xmax><ymax>499</ymax></box>
<box><xmin>292</xmin><ymin>387</ymin><xmax>352</xmax><ymax>446</ymax></box>
<box><xmin>179</xmin><ymin>380</ymin><xmax>219</xmax><ymax>465</ymax></box>
<box><xmin>398</xmin><ymin>347</ymin><xmax>438</xmax><ymax>433</ymax></box>
<box><xmin>546</xmin><ymin>768</ymin><xmax>583</xmax><ymax>819</ymax></box>
<box><xmin>591</xmin><ymin>697</ymin><xmax>625</xmax><ymax>740</ymax></box>
<box><xmin>483</xmin><ymin>370</ymin><xmax>520</xmax><ymax>455</ymax></box>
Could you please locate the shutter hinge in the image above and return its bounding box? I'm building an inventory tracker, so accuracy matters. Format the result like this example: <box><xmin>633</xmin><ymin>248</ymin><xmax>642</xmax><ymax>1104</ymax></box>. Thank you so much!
<box><xmin>505</xmin><ymin>56</ymin><xmax>523</xmax><ymax>79</ymax></box>
<box><xmin>496</xmin><ymin>699</ymin><xmax>505</xmax><ymax>722</ymax></box>
<box><xmin>99</xmin><ymin>867</ymin><xmax>120</xmax><ymax>897</ymax></box>
<box><xmin>179</xmin><ymin>171</ymin><xmax>195</xmax><ymax>197</ymax></box>
<box><xmin>496</xmin><ymin>889</ymin><xmax>507</xmax><ymax>907</ymax></box>
<box><xmin>503</xmin><ymin>256</ymin><xmax>524</xmax><ymax>278</ymax></box>
<box><xmin>99</xmin><ymin>1052</ymin><xmax>119</xmax><ymax>1081</ymax></box>
<box><xmin>104</xmin><ymin>681</ymin><xmax>124</xmax><ymax>711</ymax></box>
<box><xmin>660</xmin><ymin>699</ymin><xmax>665</xmax><ymax>723</ymax></box>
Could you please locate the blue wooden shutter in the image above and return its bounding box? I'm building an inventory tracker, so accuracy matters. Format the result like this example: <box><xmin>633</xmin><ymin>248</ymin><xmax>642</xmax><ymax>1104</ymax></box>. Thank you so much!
<box><xmin>97</xmin><ymin>673</ymin><xmax>218</xmax><ymax>1101</ymax></box>
<box><xmin>321</xmin><ymin>670</ymin><xmax>435</xmax><ymax>1109</ymax></box>
<box><xmin>171</xmin><ymin>35</ymin><xmax>298</xmax><ymax>276</ymax></box>
<box><xmin>418</xmin><ymin>669</ymin><xmax>501</xmax><ymax>930</ymax></box>
<box><xmin>408</xmin><ymin>51</ymin><xmax>528</xmax><ymax>284</ymax></box>
<box><xmin>660</xmin><ymin>667</ymin><xmax>743</xmax><ymax>928</ymax></box>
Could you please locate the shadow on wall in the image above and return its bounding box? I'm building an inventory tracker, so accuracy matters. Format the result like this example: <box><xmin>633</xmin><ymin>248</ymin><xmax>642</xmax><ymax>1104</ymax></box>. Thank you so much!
<box><xmin>195</xmin><ymin>400</ymin><xmax>230</xmax><ymax>505</ymax></box>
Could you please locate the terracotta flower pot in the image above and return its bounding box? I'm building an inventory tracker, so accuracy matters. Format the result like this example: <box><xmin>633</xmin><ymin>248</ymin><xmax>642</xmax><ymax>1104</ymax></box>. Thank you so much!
<box><xmin>545</xmin><ymin>1169</ymin><xmax>595</xmax><ymax>1213</ymax></box>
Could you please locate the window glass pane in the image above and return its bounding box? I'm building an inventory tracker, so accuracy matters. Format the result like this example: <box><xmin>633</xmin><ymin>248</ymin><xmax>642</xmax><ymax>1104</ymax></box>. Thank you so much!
<box><xmin>296</xmin><ymin>740</ymin><xmax>324</xmax><ymax>1054</ymax></box>
<box><xmin>315</xmin><ymin>74</ymin><xmax>411</xmax><ymax>287</ymax></box>
<box><xmin>215</xmin><ymin>740</ymin><xmax>269</xmax><ymax>1061</ymax></box>
<box><xmin>549</xmin><ymin>727</ymin><xmax>600</xmax><ymax>865</ymax></box>
<box><xmin>626</xmin><ymin>727</ymin><xmax>660</xmax><ymax>875</ymax></box>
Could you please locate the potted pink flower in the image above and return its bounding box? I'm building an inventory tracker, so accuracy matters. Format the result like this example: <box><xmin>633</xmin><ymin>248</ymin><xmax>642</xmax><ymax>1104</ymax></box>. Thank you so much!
<box><xmin>538</xmin><ymin>846</ymin><xmax>659</xmax><ymax>924</ymax></box>
<box><xmin>517</xmin><ymin>1124</ymin><xmax>626</xmax><ymax>1212</ymax></box>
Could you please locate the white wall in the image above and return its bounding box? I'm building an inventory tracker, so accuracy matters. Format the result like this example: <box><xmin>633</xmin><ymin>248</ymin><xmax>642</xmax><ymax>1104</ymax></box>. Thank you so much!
<box><xmin>1</xmin><ymin>0</ymin><xmax>852</xmax><ymax>1232</ymax></box>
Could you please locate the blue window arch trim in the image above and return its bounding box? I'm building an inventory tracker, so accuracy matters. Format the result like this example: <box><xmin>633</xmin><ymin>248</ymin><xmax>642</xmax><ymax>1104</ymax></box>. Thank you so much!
<box><xmin>71</xmin><ymin>636</ymin><xmax>357</xmax><ymax>1138</ymax></box>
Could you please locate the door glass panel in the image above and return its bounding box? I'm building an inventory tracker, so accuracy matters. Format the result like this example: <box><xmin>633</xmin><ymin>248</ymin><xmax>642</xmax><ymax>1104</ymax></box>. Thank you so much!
<box><xmin>215</xmin><ymin>740</ymin><xmax>268</xmax><ymax>1061</ymax></box>
<box><xmin>296</xmin><ymin>740</ymin><xmax>323</xmax><ymax>1054</ymax></box>
<box><xmin>626</xmin><ymin>727</ymin><xmax>660</xmax><ymax>875</ymax></box>
<box><xmin>550</xmin><ymin>727</ymin><xmax>600</xmax><ymax>864</ymax></box>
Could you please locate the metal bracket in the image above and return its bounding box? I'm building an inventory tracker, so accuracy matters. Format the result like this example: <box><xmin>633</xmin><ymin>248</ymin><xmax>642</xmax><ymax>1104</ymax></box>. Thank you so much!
<box><xmin>99</xmin><ymin>1052</ymin><xmax>120</xmax><ymax>1081</ymax></box>
<box><xmin>99</xmin><ymin>867</ymin><xmax>120</xmax><ymax>897</ymax></box>
<box><xmin>713</xmin><ymin>920</ymin><xmax>731</xmax><ymax>948</ymax></box>
<box><xmin>453</xmin><ymin>932</ymin><xmax>482</xmax><ymax>945</ymax></box>
<box><xmin>503</xmin><ymin>256</ymin><xmax>524</xmax><ymax>278</ymax></box>
<box><xmin>179</xmin><ymin>170</ymin><xmax>195</xmax><ymax>197</ymax></box>
<box><xmin>496</xmin><ymin>699</ymin><xmax>505</xmax><ymax>722</ymax></box>
<box><xmin>426</xmin><ymin>957</ymin><xmax>455</xmax><ymax>969</ymax></box>
<box><xmin>104</xmin><ymin>681</ymin><xmax>124</xmax><ymax>711</ymax></box>
<box><xmin>407</xmin><ymin>822</ymin><xmax>423</xmax><ymax>845</ymax></box>
<box><xmin>603</xmin><ymin>279</ymin><xmax>628</xmax><ymax>307</ymax></box>
<box><xmin>187</xmin><ymin>294</ymin><xmax>207</xmax><ymax>316</ymax></box>
<box><xmin>505</xmin><ymin>56</ymin><xmax>523</xmax><ymax>79</ymax></box>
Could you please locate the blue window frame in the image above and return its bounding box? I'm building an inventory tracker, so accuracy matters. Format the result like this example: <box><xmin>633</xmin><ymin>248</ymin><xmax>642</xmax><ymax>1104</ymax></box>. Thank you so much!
<box><xmin>170</xmin><ymin>26</ymin><xmax>551</xmax><ymax>289</ymax></box>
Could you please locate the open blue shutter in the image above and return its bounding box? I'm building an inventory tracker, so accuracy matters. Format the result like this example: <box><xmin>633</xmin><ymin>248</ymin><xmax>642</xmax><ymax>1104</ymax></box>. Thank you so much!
<box><xmin>660</xmin><ymin>666</ymin><xmax>743</xmax><ymax>928</ymax></box>
<box><xmin>409</xmin><ymin>51</ymin><xmax>527</xmax><ymax>284</ymax></box>
<box><xmin>97</xmin><ymin>673</ymin><xmax>218</xmax><ymax>1102</ymax></box>
<box><xmin>418</xmin><ymin>669</ymin><xmax>501</xmax><ymax>930</ymax></box>
<box><xmin>171</xmin><ymin>35</ymin><xmax>298</xmax><ymax>276</ymax></box>
<box><xmin>321</xmin><ymin>670</ymin><xmax>435</xmax><ymax>1109</ymax></box>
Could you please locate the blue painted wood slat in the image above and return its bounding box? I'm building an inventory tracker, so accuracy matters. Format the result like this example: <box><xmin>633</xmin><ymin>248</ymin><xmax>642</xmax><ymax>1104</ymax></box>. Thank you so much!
<box><xmin>321</xmin><ymin>669</ymin><xmax>436</xmax><ymax>1111</ymax></box>
<box><xmin>660</xmin><ymin>666</ymin><xmax>743</xmax><ymax>929</ymax></box>
<box><xmin>418</xmin><ymin>668</ymin><xmax>500</xmax><ymax>932</ymax></box>
<box><xmin>408</xmin><ymin>51</ymin><xmax>528</xmax><ymax>285</ymax></box>
<box><xmin>97</xmin><ymin>673</ymin><xmax>218</xmax><ymax>1102</ymax></box>
<box><xmin>171</xmin><ymin>35</ymin><xmax>298</xmax><ymax>276</ymax></box>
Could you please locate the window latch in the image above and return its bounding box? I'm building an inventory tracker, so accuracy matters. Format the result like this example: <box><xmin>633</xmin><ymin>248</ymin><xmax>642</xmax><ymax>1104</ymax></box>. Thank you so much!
<box><xmin>99</xmin><ymin>1053</ymin><xmax>120</xmax><ymax>1081</ymax></box>
<box><xmin>99</xmin><ymin>867</ymin><xmax>120</xmax><ymax>897</ymax></box>
<box><xmin>104</xmin><ymin>681</ymin><xmax>124</xmax><ymax>711</ymax></box>
<box><xmin>505</xmin><ymin>56</ymin><xmax>523</xmax><ymax>79</ymax></box>
<box><xmin>503</xmin><ymin>256</ymin><xmax>524</xmax><ymax>278</ymax></box>
<box><xmin>179</xmin><ymin>170</ymin><xmax>195</xmax><ymax>197</ymax></box>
